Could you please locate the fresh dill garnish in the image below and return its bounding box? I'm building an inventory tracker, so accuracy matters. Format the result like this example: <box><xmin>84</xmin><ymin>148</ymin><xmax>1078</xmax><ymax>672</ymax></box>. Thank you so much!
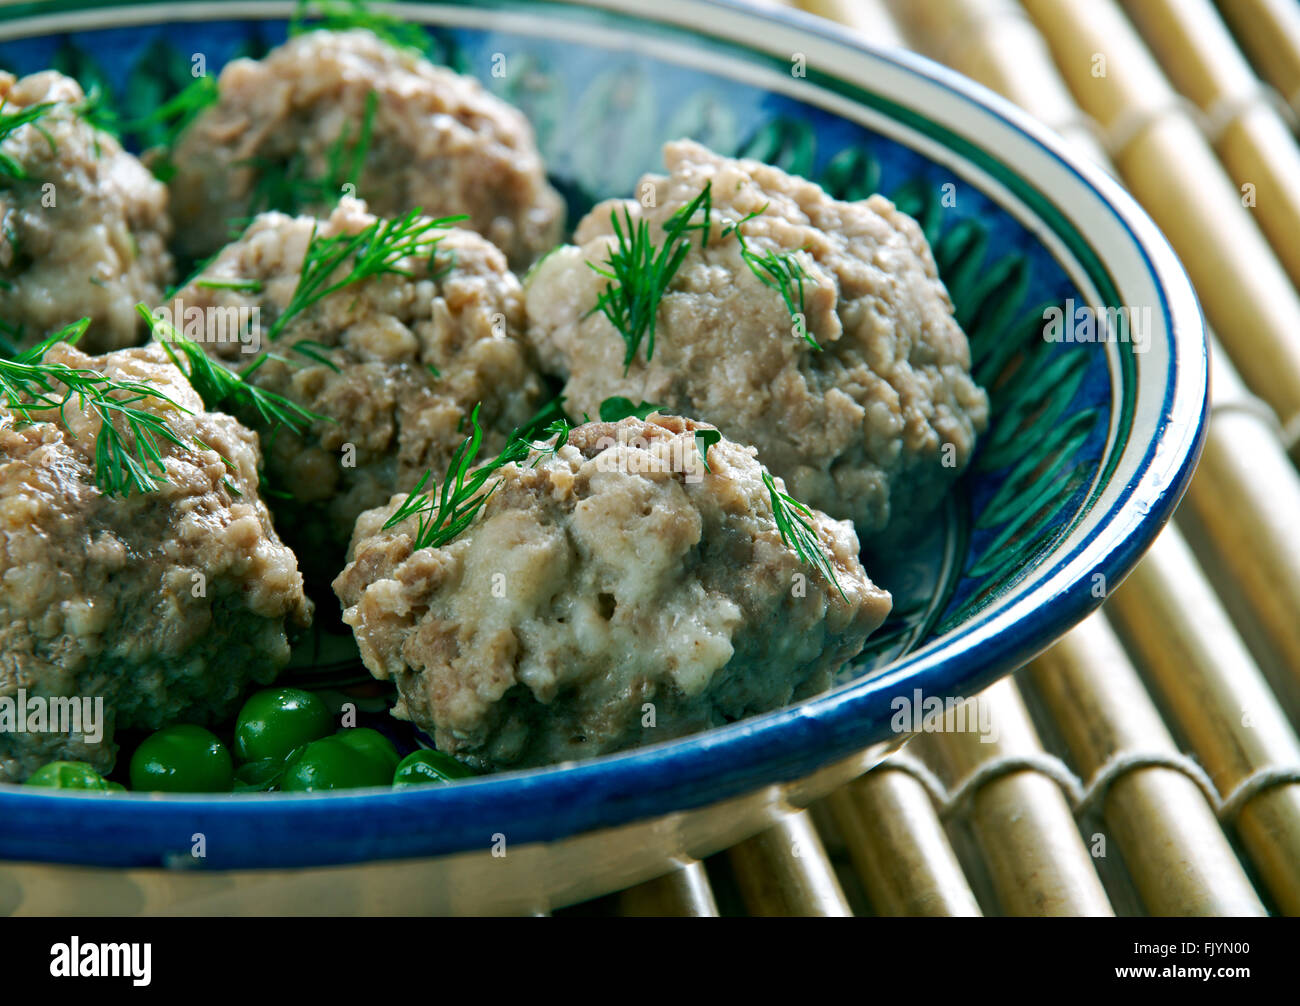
<box><xmin>514</xmin><ymin>393</ymin><xmax>568</xmax><ymax>441</ymax></box>
<box><xmin>586</xmin><ymin>182</ymin><xmax>819</xmax><ymax>363</ymax></box>
<box><xmin>738</xmin><ymin>241</ymin><xmax>814</xmax><ymax>348</ymax></box>
<box><xmin>290</xmin><ymin>340</ymin><xmax>342</xmax><ymax>372</ymax></box>
<box><xmin>0</xmin><ymin>100</ymin><xmax>55</xmax><ymax>180</ymax></box>
<box><xmin>694</xmin><ymin>428</ymin><xmax>721</xmax><ymax>472</ymax></box>
<box><xmin>138</xmin><ymin>304</ymin><xmax>329</xmax><ymax>438</ymax></box>
<box><xmin>426</xmin><ymin>362</ymin><xmax>441</xmax><ymax>379</ymax></box>
<box><xmin>0</xmin><ymin>317</ymin><xmax>198</xmax><ymax>497</ymax></box>
<box><xmin>246</xmin><ymin>88</ymin><xmax>378</xmax><ymax>217</ymax></box>
<box><xmin>719</xmin><ymin>202</ymin><xmax>818</xmax><ymax>349</ymax></box>
<box><xmin>85</xmin><ymin>73</ymin><xmax>218</xmax><ymax>180</ymax></box>
<box><xmin>586</xmin><ymin>186</ymin><xmax>711</xmax><ymax>372</ymax></box>
<box><xmin>289</xmin><ymin>0</ymin><xmax>433</xmax><ymax>54</ymax></box>
<box><xmin>598</xmin><ymin>396</ymin><xmax>659</xmax><ymax>422</ymax></box>
<box><xmin>195</xmin><ymin>277</ymin><xmax>264</xmax><ymax>293</ymax></box>
<box><xmin>384</xmin><ymin>403</ymin><xmax>570</xmax><ymax>551</ymax></box>
<box><xmin>193</xmin><ymin>434</ymin><xmax>243</xmax><ymax>497</ymax></box>
<box><xmin>762</xmin><ymin>471</ymin><xmax>846</xmax><ymax>602</ymax></box>
<box><xmin>262</xmin><ymin>208</ymin><xmax>463</xmax><ymax>346</ymax></box>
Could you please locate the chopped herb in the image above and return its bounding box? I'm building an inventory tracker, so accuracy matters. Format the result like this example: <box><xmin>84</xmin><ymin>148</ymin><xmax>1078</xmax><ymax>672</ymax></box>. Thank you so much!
<box><xmin>291</xmin><ymin>340</ymin><xmax>341</xmax><ymax>372</ymax></box>
<box><xmin>586</xmin><ymin>185</ymin><xmax>711</xmax><ymax>372</ymax></box>
<box><xmin>0</xmin><ymin>100</ymin><xmax>55</xmax><ymax>180</ymax></box>
<box><xmin>668</xmin><ymin>180</ymin><xmax>714</xmax><ymax>247</ymax></box>
<box><xmin>88</xmin><ymin>73</ymin><xmax>218</xmax><ymax>177</ymax></box>
<box><xmin>762</xmin><ymin>471</ymin><xmax>846</xmax><ymax>602</ymax></box>
<box><xmin>718</xmin><ymin>206</ymin><xmax>765</xmax><ymax>240</ymax></box>
<box><xmin>739</xmin><ymin>242</ymin><xmax>815</xmax><ymax>347</ymax></box>
<box><xmin>246</xmin><ymin>88</ymin><xmax>378</xmax><ymax>216</ymax></box>
<box><xmin>195</xmin><ymin>277</ymin><xmax>264</xmax><ymax>293</ymax></box>
<box><xmin>194</xmin><ymin>435</ymin><xmax>244</xmax><ymax>497</ymax></box>
<box><xmin>289</xmin><ymin>0</ymin><xmax>433</xmax><ymax>54</ymax></box>
<box><xmin>263</xmin><ymin>208</ymin><xmax>463</xmax><ymax>345</ymax></box>
<box><xmin>694</xmin><ymin>428</ymin><xmax>721</xmax><ymax>471</ymax></box>
<box><xmin>598</xmin><ymin>396</ymin><xmax>659</xmax><ymax>422</ymax></box>
<box><xmin>138</xmin><ymin>303</ymin><xmax>330</xmax><ymax>438</ymax></box>
<box><xmin>586</xmin><ymin>181</ymin><xmax>820</xmax><ymax>364</ymax></box>
<box><xmin>426</xmin><ymin>362</ymin><xmax>441</xmax><ymax>379</ymax></box>
<box><xmin>0</xmin><ymin>317</ymin><xmax>198</xmax><ymax>496</ymax></box>
<box><xmin>514</xmin><ymin>392</ymin><xmax>569</xmax><ymax>442</ymax></box>
<box><xmin>720</xmin><ymin>202</ymin><xmax>818</xmax><ymax>349</ymax></box>
<box><xmin>385</xmin><ymin>404</ymin><xmax>570</xmax><ymax>551</ymax></box>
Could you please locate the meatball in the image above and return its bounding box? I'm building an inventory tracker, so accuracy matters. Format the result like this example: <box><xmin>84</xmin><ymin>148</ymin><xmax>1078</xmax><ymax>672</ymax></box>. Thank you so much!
<box><xmin>0</xmin><ymin>71</ymin><xmax>173</xmax><ymax>353</ymax></box>
<box><xmin>0</xmin><ymin>342</ymin><xmax>312</xmax><ymax>782</ymax></box>
<box><xmin>526</xmin><ymin>139</ymin><xmax>990</xmax><ymax>537</ymax></box>
<box><xmin>168</xmin><ymin>29</ymin><xmax>565</xmax><ymax>268</ymax></box>
<box><xmin>333</xmin><ymin>414</ymin><xmax>891</xmax><ymax>771</ymax></box>
<box><xmin>167</xmin><ymin>197</ymin><xmax>545</xmax><ymax>574</ymax></box>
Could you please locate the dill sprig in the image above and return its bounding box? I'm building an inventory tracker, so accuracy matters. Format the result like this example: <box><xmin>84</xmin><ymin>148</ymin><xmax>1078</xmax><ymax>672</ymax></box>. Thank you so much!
<box><xmin>384</xmin><ymin>404</ymin><xmax>570</xmax><ymax>551</ymax></box>
<box><xmin>260</xmin><ymin>208</ymin><xmax>462</xmax><ymax>348</ymax></box>
<box><xmin>246</xmin><ymin>88</ymin><xmax>378</xmax><ymax>217</ymax></box>
<box><xmin>81</xmin><ymin>74</ymin><xmax>218</xmax><ymax>181</ymax></box>
<box><xmin>0</xmin><ymin>100</ymin><xmax>55</xmax><ymax>179</ymax></box>
<box><xmin>195</xmin><ymin>277</ymin><xmax>264</xmax><ymax>293</ymax></box>
<box><xmin>0</xmin><ymin>317</ymin><xmax>197</xmax><ymax>496</ymax></box>
<box><xmin>138</xmin><ymin>304</ymin><xmax>329</xmax><ymax>438</ymax></box>
<box><xmin>738</xmin><ymin>241</ymin><xmax>815</xmax><ymax>348</ymax></box>
<box><xmin>586</xmin><ymin>182</ymin><xmax>819</xmax><ymax>364</ymax></box>
<box><xmin>598</xmin><ymin>396</ymin><xmax>659</xmax><ymax>422</ymax></box>
<box><xmin>289</xmin><ymin>0</ymin><xmax>433</xmax><ymax>53</ymax></box>
<box><xmin>762</xmin><ymin>471</ymin><xmax>847</xmax><ymax>602</ymax></box>
<box><xmin>694</xmin><ymin>427</ymin><xmax>721</xmax><ymax>472</ymax></box>
<box><xmin>586</xmin><ymin>186</ymin><xmax>711</xmax><ymax>372</ymax></box>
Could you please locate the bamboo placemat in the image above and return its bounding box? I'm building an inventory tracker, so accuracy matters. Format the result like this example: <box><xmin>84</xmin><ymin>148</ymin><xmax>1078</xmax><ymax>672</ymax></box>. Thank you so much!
<box><xmin>555</xmin><ymin>0</ymin><xmax>1300</xmax><ymax>917</ymax></box>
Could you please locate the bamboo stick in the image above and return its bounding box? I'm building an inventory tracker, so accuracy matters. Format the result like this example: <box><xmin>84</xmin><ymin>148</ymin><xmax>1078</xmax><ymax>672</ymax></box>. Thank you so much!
<box><xmin>1214</xmin><ymin>0</ymin><xmax>1300</xmax><ymax>118</ymax></box>
<box><xmin>616</xmin><ymin>862</ymin><xmax>720</xmax><ymax>917</ymax></box>
<box><xmin>896</xmin><ymin>0</ymin><xmax>1300</xmax><ymax>741</ymax></box>
<box><xmin>1028</xmin><ymin>615</ymin><xmax>1266</xmax><ymax>916</ymax></box>
<box><xmin>1022</xmin><ymin>0</ymin><xmax>1300</xmax><ymax>449</ymax></box>
<box><xmin>893</xmin><ymin>0</ymin><xmax>1300</xmax><ymax>917</ymax></box>
<box><xmin>836</xmin><ymin>0</ymin><xmax>1109</xmax><ymax>919</ymax></box>
<box><xmin>1178</xmin><ymin>345</ymin><xmax>1300</xmax><ymax>697</ymax></box>
<box><xmin>725</xmin><ymin>811</ymin><xmax>852</xmax><ymax>916</ymax></box>
<box><xmin>823</xmin><ymin>769</ymin><xmax>982</xmax><ymax>916</ymax></box>
<box><xmin>1122</xmin><ymin>0</ymin><xmax>1300</xmax><ymax>291</ymax></box>
<box><xmin>1107</xmin><ymin>530</ymin><xmax>1300</xmax><ymax>915</ymax></box>
<box><xmin>884</xmin><ymin>0</ymin><xmax>1107</xmax><ymax>160</ymax></box>
<box><xmin>912</xmin><ymin>679</ymin><xmax>1114</xmax><ymax>916</ymax></box>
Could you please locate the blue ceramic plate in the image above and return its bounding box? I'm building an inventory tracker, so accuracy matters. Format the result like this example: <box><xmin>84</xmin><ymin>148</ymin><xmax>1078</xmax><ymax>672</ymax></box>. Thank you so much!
<box><xmin>0</xmin><ymin>0</ymin><xmax>1206</xmax><ymax>875</ymax></box>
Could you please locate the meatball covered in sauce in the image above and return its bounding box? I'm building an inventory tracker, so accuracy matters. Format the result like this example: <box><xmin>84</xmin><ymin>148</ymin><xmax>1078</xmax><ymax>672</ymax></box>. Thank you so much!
<box><xmin>525</xmin><ymin>139</ymin><xmax>989</xmax><ymax>538</ymax></box>
<box><xmin>167</xmin><ymin>29</ymin><xmax>565</xmax><ymax>268</ymax></box>
<box><xmin>0</xmin><ymin>71</ymin><xmax>173</xmax><ymax>353</ymax></box>
<box><xmin>166</xmin><ymin>197</ymin><xmax>546</xmax><ymax>573</ymax></box>
<box><xmin>333</xmin><ymin>414</ymin><xmax>891</xmax><ymax>771</ymax></box>
<box><xmin>0</xmin><ymin>342</ymin><xmax>311</xmax><ymax>782</ymax></box>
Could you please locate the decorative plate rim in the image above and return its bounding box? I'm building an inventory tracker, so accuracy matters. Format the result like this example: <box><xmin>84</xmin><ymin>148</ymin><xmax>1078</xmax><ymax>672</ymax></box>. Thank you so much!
<box><xmin>0</xmin><ymin>0</ymin><xmax>1208</xmax><ymax>870</ymax></box>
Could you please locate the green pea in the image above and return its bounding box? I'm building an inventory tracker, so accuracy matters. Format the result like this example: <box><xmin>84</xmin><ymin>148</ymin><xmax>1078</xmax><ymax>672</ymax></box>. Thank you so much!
<box><xmin>129</xmin><ymin>725</ymin><xmax>233</xmax><ymax>793</ymax></box>
<box><xmin>334</xmin><ymin>727</ymin><xmax>401</xmax><ymax>776</ymax></box>
<box><xmin>393</xmin><ymin>749</ymin><xmax>474</xmax><ymax>788</ymax></box>
<box><xmin>234</xmin><ymin>687</ymin><xmax>334</xmax><ymax>764</ymax></box>
<box><xmin>279</xmin><ymin>736</ymin><xmax>393</xmax><ymax>792</ymax></box>
<box><xmin>232</xmin><ymin>755</ymin><xmax>293</xmax><ymax>793</ymax></box>
<box><xmin>25</xmin><ymin>761</ymin><xmax>111</xmax><ymax>791</ymax></box>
